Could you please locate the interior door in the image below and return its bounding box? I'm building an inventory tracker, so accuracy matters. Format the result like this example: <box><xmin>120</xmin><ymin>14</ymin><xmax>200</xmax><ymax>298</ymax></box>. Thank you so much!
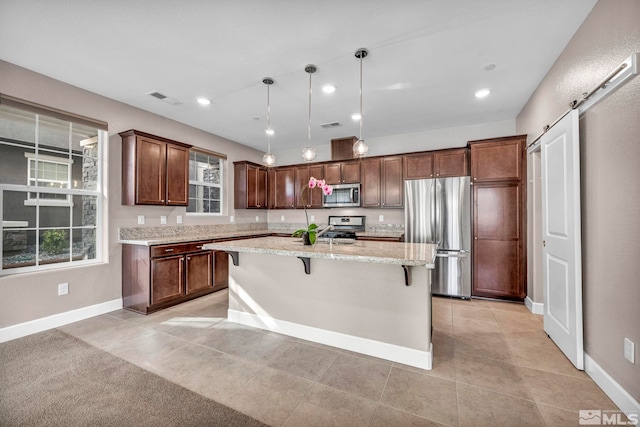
<box><xmin>541</xmin><ymin>109</ymin><xmax>584</xmax><ymax>369</ymax></box>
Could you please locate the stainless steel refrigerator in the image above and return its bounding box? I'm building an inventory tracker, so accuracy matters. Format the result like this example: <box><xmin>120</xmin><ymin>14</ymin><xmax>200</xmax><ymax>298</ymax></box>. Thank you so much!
<box><xmin>404</xmin><ymin>177</ymin><xmax>471</xmax><ymax>298</ymax></box>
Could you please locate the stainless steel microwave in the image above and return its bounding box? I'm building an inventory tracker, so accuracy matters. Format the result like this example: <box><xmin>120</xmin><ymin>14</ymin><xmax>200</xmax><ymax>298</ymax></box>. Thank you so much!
<box><xmin>323</xmin><ymin>183</ymin><xmax>361</xmax><ymax>208</ymax></box>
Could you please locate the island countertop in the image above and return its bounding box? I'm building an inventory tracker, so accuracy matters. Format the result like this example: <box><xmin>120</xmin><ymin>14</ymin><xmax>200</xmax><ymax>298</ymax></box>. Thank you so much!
<box><xmin>203</xmin><ymin>236</ymin><xmax>436</xmax><ymax>267</ymax></box>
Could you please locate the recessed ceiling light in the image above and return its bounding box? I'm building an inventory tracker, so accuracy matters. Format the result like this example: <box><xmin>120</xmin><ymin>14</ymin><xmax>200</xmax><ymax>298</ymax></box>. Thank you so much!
<box><xmin>475</xmin><ymin>89</ymin><xmax>491</xmax><ymax>98</ymax></box>
<box><xmin>351</xmin><ymin>113</ymin><xmax>361</xmax><ymax>121</ymax></box>
<box><xmin>322</xmin><ymin>85</ymin><xmax>336</xmax><ymax>94</ymax></box>
<box><xmin>196</xmin><ymin>97</ymin><xmax>211</xmax><ymax>106</ymax></box>
<box><xmin>265</xmin><ymin>128</ymin><xmax>275</xmax><ymax>136</ymax></box>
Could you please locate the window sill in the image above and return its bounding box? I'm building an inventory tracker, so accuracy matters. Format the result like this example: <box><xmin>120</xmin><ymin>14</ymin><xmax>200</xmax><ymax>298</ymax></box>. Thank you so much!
<box><xmin>24</xmin><ymin>199</ymin><xmax>74</xmax><ymax>207</ymax></box>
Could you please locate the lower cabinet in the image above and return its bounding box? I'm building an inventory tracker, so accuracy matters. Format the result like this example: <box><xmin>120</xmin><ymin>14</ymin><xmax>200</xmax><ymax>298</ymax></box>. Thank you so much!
<box><xmin>123</xmin><ymin>240</ymin><xmax>228</xmax><ymax>314</ymax></box>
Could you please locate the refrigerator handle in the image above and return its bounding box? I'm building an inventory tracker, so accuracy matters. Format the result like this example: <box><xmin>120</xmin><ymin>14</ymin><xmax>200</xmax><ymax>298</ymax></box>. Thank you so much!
<box><xmin>435</xmin><ymin>179</ymin><xmax>442</xmax><ymax>246</ymax></box>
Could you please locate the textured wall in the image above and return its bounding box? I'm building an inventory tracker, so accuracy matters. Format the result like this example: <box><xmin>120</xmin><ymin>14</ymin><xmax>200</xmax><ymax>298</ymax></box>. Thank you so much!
<box><xmin>516</xmin><ymin>0</ymin><xmax>640</xmax><ymax>402</ymax></box>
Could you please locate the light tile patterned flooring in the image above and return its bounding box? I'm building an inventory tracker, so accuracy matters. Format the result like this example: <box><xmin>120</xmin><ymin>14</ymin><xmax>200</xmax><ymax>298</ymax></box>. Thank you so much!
<box><xmin>59</xmin><ymin>291</ymin><xmax>619</xmax><ymax>426</ymax></box>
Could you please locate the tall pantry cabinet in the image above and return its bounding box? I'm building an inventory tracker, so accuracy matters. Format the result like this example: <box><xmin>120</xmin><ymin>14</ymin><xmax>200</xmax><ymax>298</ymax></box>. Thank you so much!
<box><xmin>468</xmin><ymin>135</ymin><xmax>527</xmax><ymax>300</ymax></box>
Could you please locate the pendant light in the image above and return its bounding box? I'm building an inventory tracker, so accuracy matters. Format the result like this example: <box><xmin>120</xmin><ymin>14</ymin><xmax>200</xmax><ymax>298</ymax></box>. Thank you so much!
<box><xmin>301</xmin><ymin>64</ymin><xmax>317</xmax><ymax>162</ymax></box>
<box><xmin>353</xmin><ymin>48</ymin><xmax>369</xmax><ymax>157</ymax></box>
<box><xmin>262</xmin><ymin>77</ymin><xmax>276</xmax><ymax>166</ymax></box>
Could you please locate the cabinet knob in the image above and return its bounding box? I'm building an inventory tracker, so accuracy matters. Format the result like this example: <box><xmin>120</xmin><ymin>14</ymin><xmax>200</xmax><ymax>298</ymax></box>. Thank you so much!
<box><xmin>187</xmin><ymin>256</ymin><xmax>191</xmax><ymax>260</ymax></box>
<box><xmin>473</xmin><ymin>177</ymin><xmax>477</xmax><ymax>181</ymax></box>
<box><xmin>164</xmin><ymin>248</ymin><xmax>174</xmax><ymax>252</ymax></box>
<box><xmin>474</xmin><ymin>237</ymin><xmax>478</xmax><ymax>240</ymax></box>
<box><xmin>436</xmin><ymin>174</ymin><xmax>440</xmax><ymax>177</ymax></box>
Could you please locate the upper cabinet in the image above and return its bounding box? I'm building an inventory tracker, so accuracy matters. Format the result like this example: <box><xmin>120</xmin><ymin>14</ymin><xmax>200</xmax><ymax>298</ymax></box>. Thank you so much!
<box><xmin>324</xmin><ymin>160</ymin><xmax>360</xmax><ymax>184</ymax></box>
<box><xmin>403</xmin><ymin>148</ymin><xmax>468</xmax><ymax>180</ymax></box>
<box><xmin>361</xmin><ymin>156</ymin><xmax>403</xmax><ymax>208</ymax></box>
<box><xmin>330</xmin><ymin>136</ymin><xmax>357</xmax><ymax>161</ymax></box>
<box><xmin>234</xmin><ymin>161</ymin><xmax>267</xmax><ymax>209</ymax></box>
<box><xmin>120</xmin><ymin>129</ymin><xmax>191</xmax><ymax>206</ymax></box>
<box><xmin>469</xmin><ymin>137</ymin><xmax>525</xmax><ymax>182</ymax></box>
<box><xmin>268</xmin><ymin>167</ymin><xmax>296</xmax><ymax>209</ymax></box>
<box><xmin>295</xmin><ymin>164</ymin><xmax>324</xmax><ymax>208</ymax></box>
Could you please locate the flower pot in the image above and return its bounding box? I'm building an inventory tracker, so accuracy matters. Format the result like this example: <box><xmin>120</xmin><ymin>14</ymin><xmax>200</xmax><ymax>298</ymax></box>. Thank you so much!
<box><xmin>302</xmin><ymin>232</ymin><xmax>312</xmax><ymax>246</ymax></box>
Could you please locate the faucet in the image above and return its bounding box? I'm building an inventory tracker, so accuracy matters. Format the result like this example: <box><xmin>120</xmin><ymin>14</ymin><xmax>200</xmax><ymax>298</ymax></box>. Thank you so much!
<box><xmin>315</xmin><ymin>224</ymin><xmax>334</xmax><ymax>237</ymax></box>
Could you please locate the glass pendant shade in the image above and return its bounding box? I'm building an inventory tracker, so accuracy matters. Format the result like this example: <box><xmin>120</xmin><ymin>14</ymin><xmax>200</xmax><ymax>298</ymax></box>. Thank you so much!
<box><xmin>353</xmin><ymin>139</ymin><xmax>369</xmax><ymax>157</ymax></box>
<box><xmin>301</xmin><ymin>146</ymin><xmax>317</xmax><ymax>162</ymax></box>
<box><xmin>262</xmin><ymin>152</ymin><xmax>276</xmax><ymax>166</ymax></box>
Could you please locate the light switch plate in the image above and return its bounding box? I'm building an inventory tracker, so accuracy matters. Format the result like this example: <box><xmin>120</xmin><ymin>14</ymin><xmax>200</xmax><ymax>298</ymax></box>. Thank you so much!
<box><xmin>624</xmin><ymin>338</ymin><xmax>635</xmax><ymax>363</ymax></box>
<box><xmin>137</xmin><ymin>215</ymin><xmax>145</xmax><ymax>225</ymax></box>
<box><xmin>176</xmin><ymin>215</ymin><xmax>183</xmax><ymax>224</ymax></box>
<box><xmin>256</xmin><ymin>216</ymin><xmax>260</xmax><ymax>222</ymax></box>
<box><xmin>281</xmin><ymin>215</ymin><xmax>285</xmax><ymax>221</ymax></box>
<box><xmin>379</xmin><ymin>215</ymin><xmax>384</xmax><ymax>222</ymax></box>
<box><xmin>310</xmin><ymin>215</ymin><xmax>315</xmax><ymax>222</ymax></box>
<box><xmin>160</xmin><ymin>216</ymin><xmax>167</xmax><ymax>225</ymax></box>
<box><xmin>230</xmin><ymin>216</ymin><xmax>235</xmax><ymax>223</ymax></box>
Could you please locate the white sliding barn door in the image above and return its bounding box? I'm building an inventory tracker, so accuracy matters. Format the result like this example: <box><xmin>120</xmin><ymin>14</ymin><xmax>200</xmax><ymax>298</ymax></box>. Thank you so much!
<box><xmin>541</xmin><ymin>109</ymin><xmax>584</xmax><ymax>370</ymax></box>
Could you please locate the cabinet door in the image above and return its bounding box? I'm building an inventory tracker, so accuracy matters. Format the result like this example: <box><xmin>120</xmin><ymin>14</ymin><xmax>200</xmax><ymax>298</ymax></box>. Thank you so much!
<box><xmin>213</xmin><ymin>251</ymin><xmax>229</xmax><ymax>291</ymax></box>
<box><xmin>308</xmin><ymin>165</ymin><xmax>324</xmax><ymax>208</ymax></box>
<box><xmin>185</xmin><ymin>251</ymin><xmax>213</xmax><ymax>294</ymax></box>
<box><xmin>150</xmin><ymin>255</ymin><xmax>184</xmax><ymax>305</ymax></box>
<box><xmin>434</xmin><ymin>148</ymin><xmax>468</xmax><ymax>177</ymax></box>
<box><xmin>381</xmin><ymin>156</ymin><xmax>403</xmax><ymax>207</ymax></box>
<box><xmin>342</xmin><ymin>161</ymin><xmax>361</xmax><ymax>183</ymax></box>
<box><xmin>136</xmin><ymin>137</ymin><xmax>166</xmax><ymax>205</ymax></box>
<box><xmin>472</xmin><ymin>183</ymin><xmax>524</xmax><ymax>299</ymax></box>
<box><xmin>323</xmin><ymin>163</ymin><xmax>342</xmax><ymax>184</ymax></box>
<box><xmin>403</xmin><ymin>152</ymin><xmax>434</xmax><ymax>180</ymax></box>
<box><xmin>360</xmin><ymin>158</ymin><xmax>381</xmax><ymax>207</ymax></box>
<box><xmin>166</xmin><ymin>144</ymin><xmax>189</xmax><ymax>206</ymax></box>
<box><xmin>295</xmin><ymin>166</ymin><xmax>311</xmax><ymax>208</ymax></box>
<box><xmin>272</xmin><ymin>167</ymin><xmax>296</xmax><ymax>209</ymax></box>
<box><xmin>470</xmin><ymin>138</ymin><xmax>524</xmax><ymax>182</ymax></box>
<box><xmin>246</xmin><ymin>164</ymin><xmax>267</xmax><ymax>208</ymax></box>
<box><xmin>331</xmin><ymin>137</ymin><xmax>357</xmax><ymax>161</ymax></box>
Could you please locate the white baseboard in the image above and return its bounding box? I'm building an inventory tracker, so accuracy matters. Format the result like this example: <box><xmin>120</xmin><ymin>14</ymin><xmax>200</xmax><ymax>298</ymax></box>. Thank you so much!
<box><xmin>525</xmin><ymin>296</ymin><xmax>544</xmax><ymax>315</ymax></box>
<box><xmin>228</xmin><ymin>309</ymin><xmax>433</xmax><ymax>370</ymax></box>
<box><xmin>0</xmin><ymin>299</ymin><xmax>123</xmax><ymax>343</ymax></box>
<box><xmin>585</xmin><ymin>353</ymin><xmax>640</xmax><ymax>419</ymax></box>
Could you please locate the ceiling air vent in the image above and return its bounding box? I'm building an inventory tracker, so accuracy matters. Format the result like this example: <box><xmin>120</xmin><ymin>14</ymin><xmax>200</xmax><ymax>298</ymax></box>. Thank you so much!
<box><xmin>146</xmin><ymin>91</ymin><xmax>182</xmax><ymax>106</ymax></box>
<box><xmin>319</xmin><ymin>121</ymin><xmax>342</xmax><ymax>129</ymax></box>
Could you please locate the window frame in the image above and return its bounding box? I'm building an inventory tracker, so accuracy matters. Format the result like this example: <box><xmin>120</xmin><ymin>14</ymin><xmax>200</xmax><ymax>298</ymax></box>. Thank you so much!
<box><xmin>186</xmin><ymin>149</ymin><xmax>224</xmax><ymax>216</ymax></box>
<box><xmin>0</xmin><ymin>96</ymin><xmax>107</xmax><ymax>276</ymax></box>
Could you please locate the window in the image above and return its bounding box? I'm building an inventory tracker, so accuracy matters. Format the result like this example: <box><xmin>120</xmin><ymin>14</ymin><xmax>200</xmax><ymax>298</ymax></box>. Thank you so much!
<box><xmin>187</xmin><ymin>149</ymin><xmax>223</xmax><ymax>214</ymax></box>
<box><xmin>0</xmin><ymin>95</ymin><xmax>106</xmax><ymax>274</ymax></box>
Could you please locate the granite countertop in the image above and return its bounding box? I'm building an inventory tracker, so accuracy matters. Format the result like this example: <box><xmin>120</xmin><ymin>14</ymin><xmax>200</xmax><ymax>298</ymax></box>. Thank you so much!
<box><xmin>118</xmin><ymin>230</ymin><xmax>272</xmax><ymax>246</ymax></box>
<box><xmin>355</xmin><ymin>231</ymin><xmax>404</xmax><ymax>239</ymax></box>
<box><xmin>203</xmin><ymin>236</ymin><xmax>436</xmax><ymax>267</ymax></box>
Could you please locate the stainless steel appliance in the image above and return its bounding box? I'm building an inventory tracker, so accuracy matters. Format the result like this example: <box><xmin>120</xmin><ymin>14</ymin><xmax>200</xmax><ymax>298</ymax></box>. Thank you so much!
<box><xmin>322</xmin><ymin>183</ymin><xmax>361</xmax><ymax>208</ymax></box>
<box><xmin>404</xmin><ymin>177</ymin><xmax>471</xmax><ymax>298</ymax></box>
<box><xmin>318</xmin><ymin>215</ymin><xmax>365</xmax><ymax>240</ymax></box>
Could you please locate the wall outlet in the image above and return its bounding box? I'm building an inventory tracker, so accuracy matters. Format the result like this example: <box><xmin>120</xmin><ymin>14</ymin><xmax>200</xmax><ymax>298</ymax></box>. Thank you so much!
<box><xmin>310</xmin><ymin>215</ymin><xmax>315</xmax><ymax>222</ymax></box>
<box><xmin>230</xmin><ymin>215</ymin><xmax>235</xmax><ymax>223</ymax></box>
<box><xmin>379</xmin><ymin>215</ymin><xmax>384</xmax><ymax>222</ymax></box>
<box><xmin>256</xmin><ymin>216</ymin><xmax>260</xmax><ymax>222</ymax></box>
<box><xmin>160</xmin><ymin>215</ymin><xmax>167</xmax><ymax>225</ymax></box>
<box><xmin>280</xmin><ymin>215</ymin><xmax>285</xmax><ymax>221</ymax></box>
<box><xmin>176</xmin><ymin>215</ymin><xmax>183</xmax><ymax>224</ymax></box>
<box><xmin>624</xmin><ymin>338</ymin><xmax>635</xmax><ymax>363</ymax></box>
<box><xmin>58</xmin><ymin>282</ymin><xmax>69</xmax><ymax>296</ymax></box>
<box><xmin>137</xmin><ymin>215</ymin><xmax>145</xmax><ymax>225</ymax></box>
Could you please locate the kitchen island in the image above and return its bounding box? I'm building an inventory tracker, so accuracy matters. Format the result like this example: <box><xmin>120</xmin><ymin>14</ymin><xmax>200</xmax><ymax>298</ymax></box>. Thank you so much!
<box><xmin>203</xmin><ymin>236</ymin><xmax>437</xmax><ymax>369</ymax></box>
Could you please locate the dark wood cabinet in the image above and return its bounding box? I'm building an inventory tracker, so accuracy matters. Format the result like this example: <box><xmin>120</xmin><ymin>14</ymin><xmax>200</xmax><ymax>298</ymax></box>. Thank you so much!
<box><xmin>269</xmin><ymin>167</ymin><xmax>296</xmax><ymax>209</ymax></box>
<box><xmin>468</xmin><ymin>135</ymin><xmax>526</xmax><ymax>300</ymax></box>
<box><xmin>470</xmin><ymin>137</ymin><xmax>524</xmax><ymax>182</ymax></box>
<box><xmin>403</xmin><ymin>148</ymin><xmax>468</xmax><ymax>180</ymax></box>
<box><xmin>120</xmin><ymin>129</ymin><xmax>190</xmax><ymax>206</ymax></box>
<box><xmin>234</xmin><ymin>161</ymin><xmax>267</xmax><ymax>209</ymax></box>
<box><xmin>361</xmin><ymin>158</ymin><xmax>381</xmax><ymax>207</ymax></box>
<box><xmin>122</xmin><ymin>240</ymin><xmax>228</xmax><ymax>314</ymax></box>
<box><xmin>324</xmin><ymin>161</ymin><xmax>360</xmax><ymax>184</ymax></box>
<box><xmin>381</xmin><ymin>156</ymin><xmax>403</xmax><ymax>207</ymax></box>
<box><xmin>360</xmin><ymin>156</ymin><xmax>403</xmax><ymax>208</ymax></box>
<box><xmin>403</xmin><ymin>152</ymin><xmax>434</xmax><ymax>180</ymax></box>
<box><xmin>295</xmin><ymin>164</ymin><xmax>324</xmax><ymax>208</ymax></box>
<box><xmin>331</xmin><ymin>136</ymin><xmax>357</xmax><ymax>161</ymax></box>
<box><xmin>434</xmin><ymin>148</ymin><xmax>468</xmax><ymax>177</ymax></box>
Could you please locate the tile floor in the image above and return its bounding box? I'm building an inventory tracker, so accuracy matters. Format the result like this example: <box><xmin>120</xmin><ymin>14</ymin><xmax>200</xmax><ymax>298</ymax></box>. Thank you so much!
<box><xmin>59</xmin><ymin>291</ymin><xmax>619</xmax><ymax>426</ymax></box>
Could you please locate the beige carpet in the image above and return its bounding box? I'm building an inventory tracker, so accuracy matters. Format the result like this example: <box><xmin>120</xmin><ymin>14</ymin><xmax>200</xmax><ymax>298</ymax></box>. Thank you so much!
<box><xmin>0</xmin><ymin>329</ymin><xmax>267</xmax><ymax>426</ymax></box>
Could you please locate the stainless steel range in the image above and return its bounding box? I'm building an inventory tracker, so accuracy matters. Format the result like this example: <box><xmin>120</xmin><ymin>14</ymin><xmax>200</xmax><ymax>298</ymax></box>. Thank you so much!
<box><xmin>317</xmin><ymin>215</ymin><xmax>365</xmax><ymax>241</ymax></box>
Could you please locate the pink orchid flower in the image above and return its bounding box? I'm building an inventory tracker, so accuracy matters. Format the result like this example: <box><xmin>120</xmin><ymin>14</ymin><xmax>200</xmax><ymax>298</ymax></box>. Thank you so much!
<box><xmin>308</xmin><ymin>177</ymin><xmax>317</xmax><ymax>188</ymax></box>
<box><xmin>322</xmin><ymin>184</ymin><xmax>333</xmax><ymax>195</ymax></box>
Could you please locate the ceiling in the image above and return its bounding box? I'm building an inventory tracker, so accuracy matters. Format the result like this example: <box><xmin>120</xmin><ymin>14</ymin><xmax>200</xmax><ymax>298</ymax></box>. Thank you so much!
<box><xmin>0</xmin><ymin>0</ymin><xmax>597</xmax><ymax>155</ymax></box>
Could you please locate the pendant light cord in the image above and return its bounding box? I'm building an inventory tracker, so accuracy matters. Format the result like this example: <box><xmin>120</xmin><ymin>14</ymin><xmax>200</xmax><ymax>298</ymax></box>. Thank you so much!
<box><xmin>307</xmin><ymin>70</ymin><xmax>312</xmax><ymax>145</ymax></box>
<box><xmin>359</xmin><ymin>54</ymin><xmax>363</xmax><ymax>141</ymax></box>
<box><xmin>266</xmin><ymin>82</ymin><xmax>271</xmax><ymax>154</ymax></box>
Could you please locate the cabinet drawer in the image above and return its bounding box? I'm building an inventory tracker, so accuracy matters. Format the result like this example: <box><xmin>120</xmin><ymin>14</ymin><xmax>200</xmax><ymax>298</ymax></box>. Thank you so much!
<box><xmin>151</xmin><ymin>241</ymin><xmax>211</xmax><ymax>258</ymax></box>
